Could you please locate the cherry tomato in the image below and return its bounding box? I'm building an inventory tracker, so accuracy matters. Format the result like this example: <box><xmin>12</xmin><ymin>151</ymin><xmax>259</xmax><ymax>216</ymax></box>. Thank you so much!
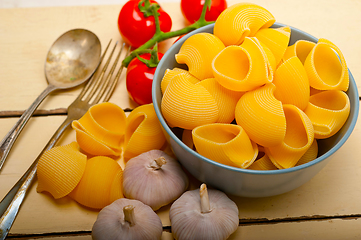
<box><xmin>126</xmin><ymin>53</ymin><xmax>164</xmax><ymax>105</ymax></box>
<box><xmin>180</xmin><ymin>0</ymin><xmax>227</xmax><ymax>23</ymax></box>
<box><xmin>118</xmin><ymin>0</ymin><xmax>172</xmax><ymax>48</ymax></box>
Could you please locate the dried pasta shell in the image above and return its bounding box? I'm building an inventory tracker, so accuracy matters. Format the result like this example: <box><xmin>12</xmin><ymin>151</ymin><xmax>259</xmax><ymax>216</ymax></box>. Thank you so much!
<box><xmin>192</xmin><ymin>123</ymin><xmax>258</xmax><ymax>168</ymax></box>
<box><xmin>69</xmin><ymin>156</ymin><xmax>123</xmax><ymax>209</ymax></box>
<box><xmin>197</xmin><ymin>78</ymin><xmax>244</xmax><ymax>123</ymax></box>
<box><xmin>161</xmin><ymin>68</ymin><xmax>200</xmax><ymax>94</ymax></box>
<box><xmin>124</xmin><ymin>103</ymin><xmax>166</xmax><ymax>161</ymax></box>
<box><xmin>212</xmin><ymin>37</ymin><xmax>273</xmax><ymax>92</ymax></box>
<box><xmin>235</xmin><ymin>83</ymin><xmax>286</xmax><ymax>147</ymax></box>
<box><xmin>175</xmin><ymin>33</ymin><xmax>225</xmax><ymax>80</ymax></box>
<box><xmin>161</xmin><ymin>73</ymin><xmax>219</xmax><ymax>130</ymax></box>
<box><xmin>283</xmin><ymin>40</ymin><xmax>316</xmax><ymax>64</ymax></box>
<box><xmin>255</xmin><ymin>26</ymin><xmax>291</xmax><ymax>65</ymax></box>
<box><xmin>72</xmin><ymin>102</ymin><xmax>126</xmax><ymax>156</ymax></box>
<box><xmin>214</xmin><ymin>2</ymin><xmax>275</xmax><ymax>46</ymax></box>
<box><xmin>296</xmin><ymin>139</ymin><xmax>318</xmax><ymax>166</ymax></box>
<box><xmin>264</xmin><ymin>104</ymin><xmax>315</xmax><ymax>169</ymax></box>
<box><xmin>247</xmin><ymin>152</ymin><xmax>278</xmax><ymax>170</ymax></box>
<box><xmin>304</xmin><ymin>90</ymin><xmax>350</xmax><ymax>139</ymax></box>
<box><xmin>273</xmin><ymin>56</ymin><xmax>310</xmax><ymax>110</ymax></box>
<box><xmin>304</xmin><ymin>38</ymin><xmax>349</xmax><ymax>91</ymax></box>
<box><xmin>37</xmin><ymin>142</ymin><xmax>86</xmax><ymax>199</ymax></box>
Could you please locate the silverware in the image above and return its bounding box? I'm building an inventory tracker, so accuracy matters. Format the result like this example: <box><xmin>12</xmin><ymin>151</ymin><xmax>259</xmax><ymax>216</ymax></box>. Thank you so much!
<box><xmin>0</xmin><ymin>28</ymin><xmax>102</xmax><ymax>172</ymax></box>
<box><xmin>0</xmin><ymin>40</ymin><xmax>129</xmax><ymax>239</ymax></box>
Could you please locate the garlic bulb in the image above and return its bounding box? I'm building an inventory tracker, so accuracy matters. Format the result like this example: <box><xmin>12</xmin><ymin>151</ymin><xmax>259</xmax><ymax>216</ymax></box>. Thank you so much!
<box><xmin>123</xmin><ymin>149</ymin><xmax>189</xmax><ymax>210</ymax></box>
<box><xmin>92</xmin><ymin>198</ymin><xmax>163</xmax><ymax>240</ymax></box>
<box><xmin>169</xmin><ymin>184</ymin><xmax>239</xmax><ymax>240</ymax></box>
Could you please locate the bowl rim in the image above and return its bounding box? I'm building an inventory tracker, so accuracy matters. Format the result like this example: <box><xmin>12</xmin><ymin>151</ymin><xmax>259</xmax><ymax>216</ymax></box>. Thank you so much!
<box><xmin>152</xmin><ymin>22</ymin><xmax>359</xmax><ymax>175</ymax></box>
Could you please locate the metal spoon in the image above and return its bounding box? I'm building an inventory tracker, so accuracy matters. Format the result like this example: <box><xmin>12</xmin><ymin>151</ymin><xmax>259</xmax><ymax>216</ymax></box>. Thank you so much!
<box><xmin>0</xmin><ymin>28</ymin><xmax>101</xmax><ymax>172</ymax></box>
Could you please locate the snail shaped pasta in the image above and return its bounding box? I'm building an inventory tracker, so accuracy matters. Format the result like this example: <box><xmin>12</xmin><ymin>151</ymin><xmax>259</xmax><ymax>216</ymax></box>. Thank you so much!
<box><xmin>37</xmin><ymin>142</ymin><xmax>87</xmax><ymax>199</ymax></box>
<box><xmin>69</xmin><ymin>156</ymin><xmax>123</xmax><ymax>209</ymax></box>
<box><xmin>192</xmin><ymin>123</ymin><xmax>258</xmax><ymax>168</ymax></box>
<box><xmin>123</xmin><ymin>103</ymin><xmax>166</xmax><ymax>161</ymax></box>
<box><xmin>161</xmin><ymin>68</ymin><xmax>200</xmax><ymax>94</ymax></box>
<box><xmin>296</xmin><ymin>139</ymin><xmax>318</xmax><ymax>166</ymax></box>
<box><xmin>283</xmin><ymin>40</ymin><xmax>316</xmax><ymax>64</ymax></box>
<box><xmin>212</xmin><ymin>37</ymin><xmax>273</xmax><ymax>92</ymax></box>
<box><xmin>264</xmin><ymin>104</ymin><xmax>315</xmax><ymax>169</ymax></box>
<box><xmin>304</xmin><ymin>38</ymin><xmax>349</xmax><ymax>91</ymax></box>
<box><xmin>273</xmin><ymin>56</ymin><xmax>310</xmax><ymax>110</ymax></box>
<box><xmin>247</xmin><ymin>152</ymin><xmax>278</xmax><ymax>170</ymax></box>
<box><xmin>175</xmin><ymin>32</ymin><xmax>225</xmax><ymax>80</ymax></box>
<box><xmin>72</xmin><ymin>102</ymin><xmax>126</xmax><ymax>156</ymax></box>
<box><xmin>214</xmin><ymin>2</ymin><xmax>275</xmax><ymax>46</ymax></box>
<box><xmin>161</xmin><ymin>72</ymin><xmax>219</xmax><ymax>130</ymax></box>
<box><xmin>235</xmin><ymin>83</ymin><xmax>286</xmax><ymax>147</ymax></box>
<box><xmin>304</xmin><ymin>90</ymin><xmax>350</xmax><ymax>139</ymax></box>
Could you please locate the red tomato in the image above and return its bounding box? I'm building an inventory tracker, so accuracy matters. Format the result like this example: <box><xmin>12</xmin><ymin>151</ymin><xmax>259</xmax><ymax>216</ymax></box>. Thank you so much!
<box><xmin>126</xmin><ymin>53</ymin><xmax>164</xmax><ymax>105</ymax></box>
<box><xmin>118</xmin><ymin>0</ymin><xmax>172</xmax><ymax>48</ymax></box>
<box><xmin>181</xmin><ymin>0</ymin><xmax>227</xmax><ymax>23</ymax></box>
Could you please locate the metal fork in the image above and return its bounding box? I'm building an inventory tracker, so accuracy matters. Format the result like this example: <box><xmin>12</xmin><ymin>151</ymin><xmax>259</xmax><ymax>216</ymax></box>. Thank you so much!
<box><xmin>0</xmin><ymin>40</ymin><xmax>129</xmax><ymax>239</ymax></box>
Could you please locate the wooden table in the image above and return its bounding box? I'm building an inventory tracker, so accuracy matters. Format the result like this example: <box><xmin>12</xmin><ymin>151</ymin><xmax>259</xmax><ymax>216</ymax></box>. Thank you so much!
<box><xmin>1</xmin><ymin>0</ymin><xmax>361</xmax><ymax>239</ymax></box>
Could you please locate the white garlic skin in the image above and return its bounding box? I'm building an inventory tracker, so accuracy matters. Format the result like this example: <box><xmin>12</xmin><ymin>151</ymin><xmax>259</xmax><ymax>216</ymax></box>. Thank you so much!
<box><xmin>92</xmin><ymin>198</ymin><xmax>162</xmax><ymax>240</ymax></box>
<box><xmin>169</xmin><ymin>188</ymin><xmax>239</xmax><ymax>240</ymax></box>
<box><xmin>123</xmin><ymin>150</ymin><xmax>189</xmax><ymax>210</ymax></box>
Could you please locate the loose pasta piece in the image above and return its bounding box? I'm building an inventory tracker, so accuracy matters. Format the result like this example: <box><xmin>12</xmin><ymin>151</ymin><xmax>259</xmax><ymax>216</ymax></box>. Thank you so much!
<box><xmin>304</xmin><ymin>38</ymin><xmax>349</xmax><ymax>91</ymax></box>
<box><xmin>264</xmin><ymin>104</ymin><xmax>314</xmax><ymax>169</ymax></box>
<box><xmin>212</xmin><ymin>37</ymin><xmax>273</xmax><ymax>92</ymax></box>
<box><xmin>175</xmin><ymin>33</ymin><xmax>225</xmax><ymax>80</ymax></box>
<box><xmin>37</xmin><ymin>142</ymin><xmax>87</xmax><ymax>199</ymax></box>
<box><xmin>247</xmin><ymin>152</ymin><xmax>278</xmax><ymax>170</ymax></box>
<box><xmin>124</xmin><ymin>103</ymin><xmax>166</xmax><ymax>161</ymax></box>
<box><xmin>69</xmin><ymin>156</ymin><xmax>123</xmax><ymax>209</ymax></box>
<box><xmin>72</xmin><ymin>102</ymin><xmax>126</xmax><ymax>156</ymax></box>
<box><xmin>161</xmin><ymin>73</ymin><xmax>219</xmax><ymax>130</ymax></box>
<box><xmin>283</xmin><ymin>40</ymin><xmax>316</xmax><ymax>64</ymax></box>
<box><xmin>197</xmin><ymin>78</ymin><xmax>244</xmax><ymax>123</ymax></box>
<box><xmin>161</xmin><ymin>68</ymin><xmax>200</xmax><ymax>94</ymax></box>
<box><xmin>273</xmin><ymin>56</ymin><xmax>310</xmax><ymax>110</ymax></box>
<box><xmin>192</xmin><ymin>123</ymin><xmax>258</xmax><ymax>168</ymax></box>
<box><xmin>255</xmin><ymin>26</ymin><xmax>291</xmax><ymax>65</ymax></box>
<box><xmin>304</xmin><ymin>90</ymin><xmax>350</xmax><ymax>139</ymax></box>
<box><xmin>296</xmin><ymin>139</ymin><xmax>318</xmax><ymax>166</ymax></box>
<box><xmin>214</xmin><ymin>2</ymin><xmax>275</xmax><ymax>46</ymax></box>
<box><xmin>235</xmin><ymin>83</ymin><xmax>286</xmax><ymax>147</ymax></box>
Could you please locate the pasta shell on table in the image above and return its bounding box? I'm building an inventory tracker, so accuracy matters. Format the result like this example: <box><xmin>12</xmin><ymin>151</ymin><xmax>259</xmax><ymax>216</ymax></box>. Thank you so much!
<box><xmin>304</xmin><ymin>38</ymin><xmax>349</xmax><ymax>91</ymax></box>
<box><xmin>197</xmin><ymin>78</ymin><xmax>244</xmax><ymax>123</ymax></box>
<box><xmin>283</xmin><ymin>40</ymin><xmax>316</xmax><ymax>64</ymax></box>
<box><xmin>264</xmin><ymin>104</ymin><xmax>315</xmax><ymax>169</ymax></box>
<box><xmin>175</xmin><ymin>33</ymin><xmax>225</xmax><ymax>80</ymax></box>
<box><xmin>72</xmin><ymin>102</ymin><xmax>126</xmax><ymax>156</ymax></box>
<box><xmin>37</xmin><ymin>142</ymin><xmax>87</xmax><ymax>199</ymax></box>
<box><xmin>235</xmin><ymin>83</ymin><xmax>286</xmax><ymax>147</ymax></box>
<box><xmin>214</xmin><ymin>2</ymin><xmax>275</xmax><ymax>46</ymax></box>
<box><xmin>212</xmin><ymin>37</ymin><xmax>273</xmax><ymax>92</ymax></box>
<box><xmin>296</xmin><ymin>139</ymin><xmax>318</xmax><ymax>166</ymax></box>
<box><xmin>247</xmin><ymin>151</ymin><xmax>278</xmax><ymax>170</ymax></box>
<box><xmin>255</xmin><ymin>26</ymin><xmax>291</xmax><ymax>65</ymax></box>
<box><xmin>192</xmin><ymin>123</ymin><xmax>258</xmax><ymax>168</ymax></box>
<box><xmin>273</xmin><ymin>56</ymin><xmax>310</xmax><ymax>110</ymax></box>
<box><xmin>161</xmin><ymin>72</ymin><xmax>219</xmax><ymax>130</ymax></box>
<box><xmin>161</xmin><ymin>68</ymin><xmax>200</xmax><ymax>94</ymax></box>
<box><xmin>304</xmin><ymin>90</ymin><xmax>350</xmax><ymax>139</ymax></box>
<box><xmin>69</xmin><ymin>156</ymin><xmax>124</xmax><ymax>209</ymax></box>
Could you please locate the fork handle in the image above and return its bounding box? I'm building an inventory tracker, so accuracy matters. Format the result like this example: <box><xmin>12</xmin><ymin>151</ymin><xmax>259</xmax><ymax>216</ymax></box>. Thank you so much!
<box><xmin>0</xmin><ymin>84</ymin><xmax>58</xmax><ymax>172</ymax></box>
<box><xmin>0</xmin><ymin>115</ymin><xmax>73</xmax><ymax>240</ymax></box>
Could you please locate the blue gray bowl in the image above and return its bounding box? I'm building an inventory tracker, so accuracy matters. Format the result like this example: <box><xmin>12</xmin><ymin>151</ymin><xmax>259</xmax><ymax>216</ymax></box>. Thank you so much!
<box><xmin>152</xmin><ymin>23</ymin><xmax>359</xmax><ymax>197</ymax></box>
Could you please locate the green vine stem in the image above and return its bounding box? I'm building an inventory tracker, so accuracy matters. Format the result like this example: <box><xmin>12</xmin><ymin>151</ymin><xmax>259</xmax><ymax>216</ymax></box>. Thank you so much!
<box><xmin>122</xmin><ymin>0</ymin><xmax>214</xmax><ymax>67</ymax></box>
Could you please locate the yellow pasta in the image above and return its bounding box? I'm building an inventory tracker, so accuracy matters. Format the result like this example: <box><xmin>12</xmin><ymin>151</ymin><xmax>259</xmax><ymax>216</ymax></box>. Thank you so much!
<box><xmin>192</xmin><ymin>123</ymin><xmax>258</xmax><ymax>168</ymax></box>
<box><xmin>197</xmin><ymin>78</ymin><xmax>244</xmax><ymax>123</ymax></box>
<box><xmin>283</xmin><ymin>40</ymin><xmax>316</xmax><ymax>64</ymax></box>
<box><xmin>247</xmin><ymin>152</ymin><xmax>278</xmax><ymax>170</ymax></box>
<box><xmin>235</xmin><ymin>83</ymin><xmax>286</xmax><ymax>147</ymax></box>
<box><xmin>264</xmin><ymin>104</ymin><xmax>314</xmax><ymax>169</ymax></box>
<box><xmin>123</xmin><ymin>103</ymin><xmax>166</xmax><ymax>161</ymax></box>
<box><xmin>161</xmin><ymin>68</ymin><xmax>200</xmax><ymax>94</ymax></box>
<box><xmin>72</xmin><ymin>102</ymin><xmax>126</xmax><ymax>156</ymax></box>
<box><xmin>296</xmin><ymin>139</ymin><xmax>318</xmax><ymax>166</ymax></box>
<box><xmin>304</xmin><ymin>38</ymin><xmax>349</xmax><ymax>91</ymax></box>
<box><xmin>273</xmin><ymin>56</ymin><xmax>310</xmax><ymax>110</ymax></box>
<box><xmin>161</xmin><ymin>72</ymin><xmax>219</xmax><ymax>130</ymax></box>
<box><xmin>175</xmin><ymin>33</ymin><xmax>225</xmax><ymax>80</ymax></box>
<box><xmin>304</xmin><ymin>90</ymin><xmax>350</xmax><ymax>139</ymax></box>
<box><xmin>37</xmin><ymin>142</ymin><xmax>87</xmax><ymax>199</ymax></box>
<box><xmin>214</xmin><ymin>2</ymin><xmax>275</xmax><ymax>46</ymax></box>
<box><xmin>212</xmin><ymin>37</ymin><xmax>273</xmax><ymax>92</ymax></box>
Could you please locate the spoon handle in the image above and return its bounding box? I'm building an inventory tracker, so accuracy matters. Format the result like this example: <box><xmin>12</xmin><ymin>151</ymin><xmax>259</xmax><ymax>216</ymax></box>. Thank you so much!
<box><xmin>0</xmin><ymin>84</ymin><xmax>57</xmax><ymax>172</ymax></box>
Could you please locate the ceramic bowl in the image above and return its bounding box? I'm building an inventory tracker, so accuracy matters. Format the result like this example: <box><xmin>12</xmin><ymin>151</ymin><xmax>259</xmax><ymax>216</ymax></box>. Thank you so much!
<box><xmin>152</xmin><ymin>23</ymin><xmax>359</xmax><ymax>197</ymax></box>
